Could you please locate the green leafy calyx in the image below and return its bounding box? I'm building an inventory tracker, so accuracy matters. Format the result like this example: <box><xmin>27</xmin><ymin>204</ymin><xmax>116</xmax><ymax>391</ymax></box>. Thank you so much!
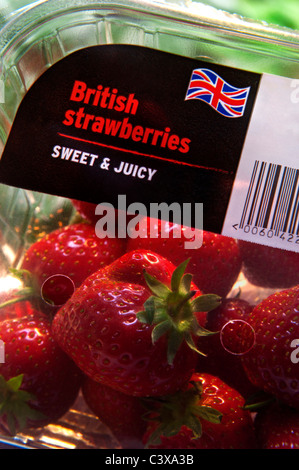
<box><xmin>144</xmin><ymin>379</ymin><xmax>222</xmax><ymax>447</ymax></box>
<box><xmin>137</xmin><ymin>259</ymin><xmax>221</xmax><ymax>364</ymax></box>
<box><xmin>0</xmin><ymin>374</ymin><xmax>45</xmax><ymax>435</ymax></box>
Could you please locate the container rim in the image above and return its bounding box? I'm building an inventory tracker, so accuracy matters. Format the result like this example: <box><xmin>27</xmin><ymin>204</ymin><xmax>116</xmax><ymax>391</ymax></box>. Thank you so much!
<box><xmin>1</xmin><ymin>0</ymin><xmax>299</xmax><ymax>56</ymax></box>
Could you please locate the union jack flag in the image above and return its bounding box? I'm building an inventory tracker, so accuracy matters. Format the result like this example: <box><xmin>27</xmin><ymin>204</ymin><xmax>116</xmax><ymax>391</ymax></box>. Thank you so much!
<box><xmin>185</xmin><ymin>68</ymin><xmax>251</xmax><ymax>118</ymax></box>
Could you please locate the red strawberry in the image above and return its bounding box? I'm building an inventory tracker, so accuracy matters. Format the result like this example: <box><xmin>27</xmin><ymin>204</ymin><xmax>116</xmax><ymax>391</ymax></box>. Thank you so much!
<box><xmin>0</xmin><ymin>312</ymin><xmax>82</xmax><ymax>435</ymax></box>
<box><xmin>52</xmin><ymin>249</ymin><xmax>220</xmax><ymax>397</ymax></box>
<box><xmin>241</xmin><ymin>285</ymin><xmax>299</xmax><ymax>410</ymax></box>
<box><xmin>198</xmin><ymin>298</ymin><xmax>260</xmax><ymax>398</ymax></box>
<box><xmin>71</xmin><ymin>199</ymin><xmax>133</xmax><ymax>237</ymax></box>
<box><xmin>71</xmin><ymin>199</ymin><xmax>99</xmax><ymax>224</ymax></box>
<box><xmin>254</xmin><ymin>403</ymin><xmax>299</xmax><ymax>449</ymax></box>
<box><xmin>0</xmin><ymin>298</ymin><xmax>35</xmax><ymax>322</ymax></box>
<box><xmin>143</xmin><ymin>372</ymin><xmax>257</xmax><ymax>449</ymax></box>
<box><xmin>127</xmin><ymin>217</ymin><xmax>242</xmax><ymax>298</ymax></box>
<box><xmin>82</xmin><ymin>377</ymin><xmax>147</xmax><ymax>449</ymax></box>
<box><xmin>239</xmin><ymin>240</ymin><xmax>299</xmax><ymax>288</ymax></box>
<box><xmin>19</xmin><ymin>222</ymin><xmax>125</xmax><ymax>310</ymax></box>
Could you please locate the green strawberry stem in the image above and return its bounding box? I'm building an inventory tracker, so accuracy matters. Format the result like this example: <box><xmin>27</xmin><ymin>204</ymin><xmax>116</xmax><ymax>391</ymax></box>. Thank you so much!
<box><xmin>0</xmin><ymin>374</ymin><xmax>45</xmax><ymax>435</ymax></box>
<box><xmin>0</xmin><ymin>288</ymin><xmax>36</xmax><ymax>309</ymax></box>
<box><xmin>243</xmin><ymin>391</ymin><xmax>276</xmax><ymax>412</ymax></box>
<box><xmin>0</xmin><ymin>268</ymin><xmax>56</xmax><ymax>310</ymax></box>
<box><xmin>143</xmin><ymin>379</ymin><xmax>222</xmax><ymax>447</ymax></box>
<box><xmin>137</xmin><ymin>259</ymin><xmax>221</xmax><ymax>365</ymax></box>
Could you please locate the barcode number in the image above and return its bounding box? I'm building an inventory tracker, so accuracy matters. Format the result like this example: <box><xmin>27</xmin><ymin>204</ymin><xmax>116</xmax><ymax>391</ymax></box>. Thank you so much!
<box><xmin>237</xmin><ymin>160</ymin><xmax>299</xmax><ymax>244</ymax></box>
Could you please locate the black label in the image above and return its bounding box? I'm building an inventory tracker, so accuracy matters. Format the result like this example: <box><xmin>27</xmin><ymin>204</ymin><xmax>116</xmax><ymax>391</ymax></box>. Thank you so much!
<box><xmin>0</xmin><ymin>45</ymin><xmax>261</xmax><ymax>233</ymax></box>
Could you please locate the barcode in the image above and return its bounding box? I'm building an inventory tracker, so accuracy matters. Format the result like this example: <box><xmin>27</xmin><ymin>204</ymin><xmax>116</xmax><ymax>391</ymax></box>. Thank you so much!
<box><xmin>239</xmin><ymin>160</ymin><xmax>299</xmax><ymax>236</ymax></box>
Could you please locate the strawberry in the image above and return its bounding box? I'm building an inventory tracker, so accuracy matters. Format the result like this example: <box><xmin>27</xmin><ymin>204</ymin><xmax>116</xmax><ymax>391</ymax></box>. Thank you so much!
<box><xmin>0</xmin><ymin>297</ymin><xmax>35</xmax><ymax>322</ymax></box>
<box><xmin>0</xmin><ymin>312</ymin><xmax>82</xmax><ymax>435</ymax></box>
<box><xmin>18</xmin><ymin>222</ymin><xmax>125</xmax><ymax>310</ymax></box>
<box><xmin>82</xmin><ymin>377</ymin><xmax>147</xmax><ymax>449</ymax></box>
<box><xmin>71</xmin><ymin>199</ymin><xmax>99</xmax><ymax>224</ymax></box>
<box><xmin>52</xmin><ymin>249</ymin><xmax>221</xmax><ymax>397</ymax></box>
<box><xmin>127</xmin><ymin>217</ymin><xmax>242</xmax><ymax>298</ymax></box>
<box><xmin>143</xmin><ymin>372</ymin><xmax>257</xmax><ymax>449</ymax></box>
<box><xmin>241</xmin><ymin>285</ymin><xmax>299</xmax><ymax>410</ymax></box>
<box><xmin>71</xmin><ymin>199</ymin><xmax>133</xmax><ymax>238</ymax></box>
<box><xmin>24</xmin><ymin>196</ymin><xmax>75</xmax><ymax>246</ymax></box>
<box><xmin>239</xmin><ymin>240</ymin><xmax>299</xmax><ymax>288</ymax></box>
<box><xmin>198</xmin><ymin>297</ymin><xmax>260</xmax><ymax>398</ymax></box>
<box><xmin>254</xmin><ymin>403</ymin><xmax>299</xmax><ymax>449</ymax></box>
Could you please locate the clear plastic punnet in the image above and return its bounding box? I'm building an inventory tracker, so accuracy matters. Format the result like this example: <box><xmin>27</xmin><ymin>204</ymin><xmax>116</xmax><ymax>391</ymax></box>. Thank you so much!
<box><xmin>0</xmin><ymin>0</ymin><xmax>298</xmax><ymax>450</ymax></box>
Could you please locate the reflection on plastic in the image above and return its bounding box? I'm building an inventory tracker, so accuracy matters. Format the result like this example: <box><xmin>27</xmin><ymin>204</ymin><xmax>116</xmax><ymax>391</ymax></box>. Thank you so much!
<box><xmin>220</xmin><ymin>319</ymin><xmax>256</xmax><ymax>356</ymax></box>
<box><xmin>41</xmin><ymin>274</ymin><xmax>75</xmax><ymax>307</ymax></box>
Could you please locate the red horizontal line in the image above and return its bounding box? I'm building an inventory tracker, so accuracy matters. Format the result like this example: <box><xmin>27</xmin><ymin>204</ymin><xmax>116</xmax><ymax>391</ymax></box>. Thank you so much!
<box><xmin>57</xmin><ymin>133</ymin><xmax>230</xmax><ymax>175</ymax></box>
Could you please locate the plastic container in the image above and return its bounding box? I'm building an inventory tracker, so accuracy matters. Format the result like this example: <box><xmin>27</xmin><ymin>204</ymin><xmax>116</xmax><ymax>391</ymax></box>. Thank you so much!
<box><xmin>0</xmin><ymin>0</ymin><xmax>298</xmax><ymax>450</ymax></box>
<box><xmin>201</xmin><ymin>0</ymin><xmax>299</xmax><ymax>31</ymax></box>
